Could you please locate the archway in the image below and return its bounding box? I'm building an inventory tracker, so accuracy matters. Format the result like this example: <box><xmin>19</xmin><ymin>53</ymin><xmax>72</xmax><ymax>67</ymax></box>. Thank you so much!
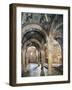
<box><xmin>21</xmin><ymin>24</ymin><xmax>48</xmax><ymax>77</ymax></box>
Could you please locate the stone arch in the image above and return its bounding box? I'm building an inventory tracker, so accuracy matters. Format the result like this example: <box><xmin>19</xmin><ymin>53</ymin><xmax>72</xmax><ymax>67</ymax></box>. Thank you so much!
<box><xmin>22</xmin><ymin>38</ymin><xmax>42</xmax><ymax>72</ymax></box>
<box><xmin>22</xmin><ymin>23</ymin><xmax>48</xmax><ymax>42</ymax></box>
<box><xmin>21</xmin><ymin>23</ymin><xmax>49</xmax><ymax>73</ymax></box>
<box><xmin>23</xmin><ymin>38</ymin><xmax>42</xmax><ymax>50</ymax></box>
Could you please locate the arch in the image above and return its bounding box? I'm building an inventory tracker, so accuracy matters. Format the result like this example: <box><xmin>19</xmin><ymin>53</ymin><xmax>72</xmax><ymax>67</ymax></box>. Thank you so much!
<box><xmin>22</xmin><ymin>38</ymin><xmax>42</xmax><ymax>50</ymax></box>
<box><xmin>21</xmin><ymin>23</ymin><xmax>49</xmax><ymax>73</ymax></box>
<box><xmin>22</xmin><ymin>38</ymin><xmax>42</xmax><ymax>72</ymax></box>
<box><xmin>22</xmin><ymin>23</ymin><xmax>48</xmax><ymax>42</ymax></box>
<box><xmin>26</xmin><ymin>46</ymin><xmax>38</xmax><ymax>63</ymax></box>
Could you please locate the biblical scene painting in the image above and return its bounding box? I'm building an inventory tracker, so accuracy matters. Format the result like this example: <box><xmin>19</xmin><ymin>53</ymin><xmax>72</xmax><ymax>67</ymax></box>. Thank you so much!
<box><xmin>21</xmin><ymin>12</ymin><xmax>63</xmax><ymax>77</ymax></box>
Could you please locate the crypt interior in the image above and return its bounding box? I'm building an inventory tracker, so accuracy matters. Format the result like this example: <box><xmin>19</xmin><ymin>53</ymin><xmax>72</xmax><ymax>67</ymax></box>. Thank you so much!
<box><xmin>21</xmin><ymin>12</ymin><xmax>63</xmax><ymax>77</ymax></box>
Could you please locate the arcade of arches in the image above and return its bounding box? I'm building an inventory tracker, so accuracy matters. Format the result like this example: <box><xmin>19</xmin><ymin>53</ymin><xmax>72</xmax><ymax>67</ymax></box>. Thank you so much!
<box><xmin>21</xmin><ymin>13</ymin><xmax>63</xmax><ymax>77</ymax></box>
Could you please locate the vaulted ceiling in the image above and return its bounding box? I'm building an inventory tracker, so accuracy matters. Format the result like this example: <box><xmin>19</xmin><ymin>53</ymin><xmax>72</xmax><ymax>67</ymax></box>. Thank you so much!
<box><xmin>21</xmin><ymin>12</ymin><xmax>63</xmax><ymax>49</ymax></box>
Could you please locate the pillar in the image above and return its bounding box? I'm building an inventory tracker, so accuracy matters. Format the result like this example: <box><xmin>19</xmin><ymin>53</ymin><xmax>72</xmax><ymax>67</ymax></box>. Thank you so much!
<box><xmin>23</xmin><ymin>49</ymin><xmax>27</xmax><ymax>72</ymax></box>
<box><xmin>48</xmin><ymin>51</ymin><xmax>52</xmax><ymax>75</ymax></box>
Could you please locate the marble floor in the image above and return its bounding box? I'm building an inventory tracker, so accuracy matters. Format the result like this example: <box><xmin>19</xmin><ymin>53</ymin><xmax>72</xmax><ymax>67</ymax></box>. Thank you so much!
<box><xmin>22</xmin><ymin>63</ymin><xmax>63</xmax><ymax>77</ymax></box>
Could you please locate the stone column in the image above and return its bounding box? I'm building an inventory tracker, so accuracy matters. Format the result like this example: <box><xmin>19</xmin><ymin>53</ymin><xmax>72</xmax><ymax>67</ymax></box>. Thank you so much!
<box><xmin>46</xmin><ymin>37</ymin><xmax>53</xmax><ymax>75</ymax></box>
<box><xmin>25</xmin><ymin>48</ymin><xmax>29</xmax><ymax>68</ymax></box>
<box><xmin>38</xmin><ymin>50</ymin><xmax>40</xmax><ymax>66</ymax></box>
<box><xmin>23</xmin><ymin>49</ymin><xmax>27</xmax><ymax>72</ymax></box>
<box><xmin>40</xmin><ymin>49</ymin><xmax>45</xmax><ymax>76</ymax></box>
<box><xmin>41</xmin><ymin>49</ymin><xmax>45</xmax><ymax>67</ymax></box>
<box><xmin>48</xmin><ymin>51</ymin><xmax>52</xmax><ymax>75</ymax></box>
<box><xmin>22</xmin><ymin>50</ymin><xmax>25</xmax><ymax>72</ymax></box>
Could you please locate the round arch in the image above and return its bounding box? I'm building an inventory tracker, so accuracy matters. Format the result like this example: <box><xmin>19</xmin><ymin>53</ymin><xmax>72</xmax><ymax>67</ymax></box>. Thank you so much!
<box><xmin>22</xmin><ymin>23</ymin><xmax>48</xmax><ymax>42</ymax></box>
<box><xmin>22</xmin><ymin>38</ymin><xmax>42</xmax><ymax>50</ymax></box>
